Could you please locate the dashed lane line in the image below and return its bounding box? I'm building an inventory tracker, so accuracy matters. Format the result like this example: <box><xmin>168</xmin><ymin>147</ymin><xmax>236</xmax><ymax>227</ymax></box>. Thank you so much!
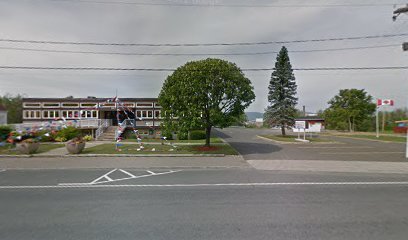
<box><xmin>2</xmin><ymin>181</ymin><xmax>408</xmax><ymax>189</ymax></box>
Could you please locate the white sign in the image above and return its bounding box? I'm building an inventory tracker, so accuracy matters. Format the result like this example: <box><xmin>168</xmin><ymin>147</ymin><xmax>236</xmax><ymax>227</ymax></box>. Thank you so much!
<box><xmin>295</xmin><ymin>121</ymin><xmax>306</xmax><ymax>129</ymax></box>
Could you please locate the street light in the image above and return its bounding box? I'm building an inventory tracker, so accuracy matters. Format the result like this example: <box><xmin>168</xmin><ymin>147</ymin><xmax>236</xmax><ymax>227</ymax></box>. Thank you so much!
<box><xmin>393</xmin><ymin>5</ymin><xmax>408</xmax><ymax>21</ymax></box>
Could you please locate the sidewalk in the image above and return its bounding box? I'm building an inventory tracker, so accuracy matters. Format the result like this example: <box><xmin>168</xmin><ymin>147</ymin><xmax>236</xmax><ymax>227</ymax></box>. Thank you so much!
<box><xmin>248</xmin><ymin>160</ymin><xmax>408</xmax><ymax>174</ymax></box>
<box><xmin>0</xmin><ymin>155</ymin><xmax>248</xmax><ymax>169</ymax></box>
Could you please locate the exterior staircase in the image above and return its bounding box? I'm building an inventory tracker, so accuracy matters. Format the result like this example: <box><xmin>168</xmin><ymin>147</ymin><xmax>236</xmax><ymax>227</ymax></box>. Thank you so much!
<box><xmin>96</xmin><ymin>126</ymin><xmax>117</xmax><ymax>141</ymax></box>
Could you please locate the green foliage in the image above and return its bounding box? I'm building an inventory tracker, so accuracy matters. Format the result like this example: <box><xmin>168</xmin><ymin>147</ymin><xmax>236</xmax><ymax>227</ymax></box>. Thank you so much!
<box><xmin>264</xmin><ymin>46</ymin><xmax>298</xmax><ymax>136</ymax></box>
<box><xmin>159</xmin><ymin>58</ymin><xmax>255</xmax><ymax>146</ymax></box>
<box><xmin>189</xmin><ymin>130</ymin><xmax>206</xmax><ymax>140</ymax></box>
<box><xmin>323</xmin><ymin>89</ymin><xmax>376</xmax><ymax>131</ymax></box>
<box><xmin>83</xmin><ymin>135</ymin><xmax>93</xmax><ymax>141</ymax></box>
<box><xmin>0</xmin><ymin>125</ymin><xmax>12</xmax><ymax>141</ymax></box>
<box><xmin>0</xmin><ymin>93</ymin><xmax>24</xmax><ymax>123</ymax></box>
<box><xmin>56</xmin><ymin>126</ymin><xmax>80</xmax><ymax>140</ymax></box>
<box><xmin>55</xmin><ymin>136</ymin><xmax>67</xmax><ymax>142</ymax></box>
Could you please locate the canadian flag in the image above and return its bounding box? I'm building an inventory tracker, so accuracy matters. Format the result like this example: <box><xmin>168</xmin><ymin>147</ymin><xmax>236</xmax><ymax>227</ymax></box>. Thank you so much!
<box><xmin>377</xmin><ymin>99</ymin><xmax>394</xmax><ymax>106</ymax></box>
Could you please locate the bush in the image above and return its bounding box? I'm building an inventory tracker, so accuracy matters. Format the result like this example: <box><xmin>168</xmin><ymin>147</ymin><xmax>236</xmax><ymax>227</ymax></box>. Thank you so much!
<box><xmin>56</xmin><ymin>126</ymin><xmax>80</xmax><ymax>140</ymax></box>
<box><xmin>189</xmin><ymin>130</ymin><xmax>206</xmax><ymax>140</ymax></box>
<box><xmin>83</xmin><ymin>135</ymin><xmax>93</xmax><ymax>141</ymax></box>
<box><xmin>177</xmin><ymin>130</ymin><xmax>188</xmax><ymax>140</ymax></box>
<box><xmin>0</xmin><ymin>125</ymin><xmax>12</xmax><ymax>141</ymax></box>
<box><xmin>161</xmin><ymin>128</ymin><xmax>173</xmax><ymax>140</ymax></box>
<box><xmin>55</xmin><ymin>136</ymin><xmax>67</xmax><ymax>142</ymax></box>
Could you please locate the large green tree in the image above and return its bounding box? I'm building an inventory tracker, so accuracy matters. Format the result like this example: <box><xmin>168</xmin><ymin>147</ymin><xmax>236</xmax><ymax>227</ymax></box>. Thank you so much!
<box><xmin>264</xmin><ymin>46</ymin><xmax>298</xmax><ymax>136</ymax></box>
<box><xmin>0</xmin><ymin>93</ymin><xmax>24</xmax><ymax>123</ymax></box>
<box><xmin>158</xmin><ymin>58</ymin><xmax>255</xmax><ymax>146</ymax></box>
<box><xmin>323</xmin><ymin>89</ymin><xmax>376</xmax><ymax>132</ymax></box>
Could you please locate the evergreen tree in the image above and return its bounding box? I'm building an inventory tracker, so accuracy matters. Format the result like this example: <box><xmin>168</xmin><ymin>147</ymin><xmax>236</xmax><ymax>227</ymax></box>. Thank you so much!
<box><xmin>264</xmin><ymin>46</ymin><xmax>298</xmax><ymax>136</ymax></box>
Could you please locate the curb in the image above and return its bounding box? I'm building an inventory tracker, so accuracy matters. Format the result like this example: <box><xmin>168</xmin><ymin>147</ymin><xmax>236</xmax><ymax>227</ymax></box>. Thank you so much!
<box><xmin>327</xmin><ymin>135</ymin><xmax>405</xmax><ymax>144</ymax></box>
<box><xmin>0</xmin><ymin>154</ymin><xmax>226</xmax><ymax>158</ymax></box>
<box><xmin>256</xmin><ymin>135</ymin><xmax>339</xmax><ymax>145</ymax></box>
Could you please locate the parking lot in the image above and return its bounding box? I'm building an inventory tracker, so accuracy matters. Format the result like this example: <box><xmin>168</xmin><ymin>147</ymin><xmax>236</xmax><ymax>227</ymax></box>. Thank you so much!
<box><xmin>215</xmin><ymin>128</ymin><xmax>407</xmax><ymax>162</ymax></box>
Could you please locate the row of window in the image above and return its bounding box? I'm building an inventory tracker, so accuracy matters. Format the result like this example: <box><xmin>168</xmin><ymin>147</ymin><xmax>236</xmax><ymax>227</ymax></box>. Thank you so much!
<box><xmin>23</xmin><ymin>110</ymin><xmax>162</xmax><ymax>119</ymax></box>
<box><xmin>24</xmin><ymin>110</ymin><xmax>99</xmax><ymax>119</ymax></box>
<box><xmin>136</xmin><ymin>110</ymin><xmax>161</xmax><ymax>119</ymax></box>
<box><xmin>23</xmin><ymin>102</ymin><xmax>161</xmax><ymax>108</ymax></box>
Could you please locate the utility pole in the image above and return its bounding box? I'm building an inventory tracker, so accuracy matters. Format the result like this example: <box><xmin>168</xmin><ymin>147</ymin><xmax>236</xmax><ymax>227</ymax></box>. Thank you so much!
<box><xmin>393</xmin><ymin>5</ymin><xmax>408</xmax><ymax>158</ymax></box>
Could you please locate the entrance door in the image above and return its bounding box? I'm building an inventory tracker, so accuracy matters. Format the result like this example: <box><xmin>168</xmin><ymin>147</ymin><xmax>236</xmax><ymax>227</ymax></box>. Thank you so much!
<box><xmin>104</xmin><ymin>111</ymin><xmax>118</xmax><ymax>126</ymax></box>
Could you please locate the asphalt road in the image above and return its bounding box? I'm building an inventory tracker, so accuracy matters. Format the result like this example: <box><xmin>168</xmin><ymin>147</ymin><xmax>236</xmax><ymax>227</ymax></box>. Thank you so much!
<box><xmin>2</xmin><ymin>168</ymin><xmax>408</xmax><ymax>240</ymax></box>
<box><xmin>214</xmin><ymin>127</ymin><xmax>406</xmax><ymax>162</ymax></box>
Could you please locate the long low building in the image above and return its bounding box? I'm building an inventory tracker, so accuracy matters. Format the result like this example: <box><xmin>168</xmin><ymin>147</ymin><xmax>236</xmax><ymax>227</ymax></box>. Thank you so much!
<box><xmin>21</xmin><ymin>97</ymin><xmax>163</xmax><ymax>139</ymax></box>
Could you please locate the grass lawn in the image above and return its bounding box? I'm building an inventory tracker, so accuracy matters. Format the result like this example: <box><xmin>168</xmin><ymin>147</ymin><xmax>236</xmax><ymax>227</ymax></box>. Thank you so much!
<box><xmin>122</xmin><ymin>137</ymin><xmax>224</xmax><ymax>144</ymax></box>
<box><xmin>0</xmin><ymin>143</ymin><xmax>64</xmax><ymax>155</ymax></box>
<box><xmin>82</xmin><ymin>143</ymin><xmax>239</xmax><ymax>155</ymax></box>
<box><xmin>259</xmin><ymin>134</ymin><xmax>331</xmax><ymax>143</ymax></box>
<box><xmin>335</xmin><ymin>134</ymin><xmax>406</xmax><ymax>143</ymax></box>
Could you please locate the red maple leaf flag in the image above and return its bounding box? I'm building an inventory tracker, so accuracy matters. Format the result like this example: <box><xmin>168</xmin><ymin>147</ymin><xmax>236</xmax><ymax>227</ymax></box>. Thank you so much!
<box><xmin>377</xmin><ymin>99</ymin><xmax>394</xmax><ymax>106</ymax></box>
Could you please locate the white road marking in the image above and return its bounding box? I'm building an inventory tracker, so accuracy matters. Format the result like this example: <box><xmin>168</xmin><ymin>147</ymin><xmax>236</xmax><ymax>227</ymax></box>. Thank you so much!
<box><xmin>299</xmin><ymin>146</ymin><xmax>373</xmax><ymax>149</ymax></box>
<box><xmin>91</xmin><ymin>170</ymin><xmax>180</xmax><ymax>185</ymax></box>
<box><xmin>119</xmin><ymin>169</ymin><xmax>137</xmax><ymax>178</ymax></box>
<box><xmin>320</xmin><ymin>152</ymin><xmax>404</xmax><ymax>155</ymax></box>
<box><xmin>0</xmin><ymin>169</ymin><xmax>6</xmax><ymax>173</ymax></box>
<box><xmin>90</xmin><ymin>168</ymin><xmax>118</xmax><ymax>184</ymax></box>
<box><xmin>4</xmin><ymin>181</ymin><xmax>408</xmax><ymax>189</ymax></box>
<box><xmin>59</xmin><ymin>169</ymin><xmax>180</xmax><ymax>186</ymax></box>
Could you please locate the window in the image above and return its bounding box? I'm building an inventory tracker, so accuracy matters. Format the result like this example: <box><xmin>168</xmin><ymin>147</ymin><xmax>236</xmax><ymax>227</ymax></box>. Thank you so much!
<box><xmin>80</xmin><ymin>110</ymin><xmax>98</xmax><ymax>119</ymax></box>
<box><xmin>80</xmin><ymin>103</ymin><xmax>97</xmax><ymax>108</ymax></box>
<box><xmin>136</xmin><ymin>102</ymin><xmax>153</xmax><ymax>108</ymax></box>
<box><xmin>136</xmin><ymin>111</ymin><xmax>142</xmax><ymax>118</ymax></box>
<box><xmin>123</xmin><ymin>102</ymin><xmax>135</xmax><ymax>107</ymax></box>
<box><xmin>62</xmin><ymin>110</ymin><xmax>79</xmax><ymax>118</ymax></box>
<box><xmin>155</xmin><ymin>110</ymin><xmax>161</xmax><ymax>118</ymax></box>
<box><xmin>23</xmin><ymin>110</ymin><xmax>41</xmax><ymax>119</ymax></box>
<box><xmin>23</xmin><ymin>102</ymin><xmax>41</xmax><ymax>108</ymax></box>
<box><xmin>61</xmin><ymin>102</ymin><xmax>79</xmax><ymax>108</ymax></box>
<box><xmin>42</xmin><ymin>110</ymin><xmax>60</xmax><ymax>119</ymax></box>
<box><xmin>148</xmin><ymin>111</ymin><xmax>153</xmax><ymax>118</ymax></box>
<box><xmin>43</xmin><ymin>103</ymin><xmax>60</xmax><ymax>108</ymax></box>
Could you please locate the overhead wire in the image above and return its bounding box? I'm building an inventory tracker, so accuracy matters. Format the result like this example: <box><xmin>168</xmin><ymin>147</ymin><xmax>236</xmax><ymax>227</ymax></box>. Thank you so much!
<box><xmin>0</xmin><ymin>66</ymin><xmax>407</xmax><ymax>71</ymax></box>
<box><xmin>0</xmin><ymin>43</ymin><xmax>401</xmax><ymax>56</ymax></box>
<box><xmin>43</xmin><ymin>0</ymin><xmax>406</xmax><ymax>8</ymax></box>
<box><xmin>0</xmin><ymin>33</ymin><xmax>407</xmax><ymax>47</ymax></box>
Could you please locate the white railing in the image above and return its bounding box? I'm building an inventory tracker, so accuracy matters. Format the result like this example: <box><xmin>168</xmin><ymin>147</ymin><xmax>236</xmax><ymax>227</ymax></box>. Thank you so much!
<box><xmin>96</xmin><ymin>119</ymin><xmax>112</xmax><ymax>139</ymax></box>
<box><xmin>12</xmin><ymin>119</ymin><xmax>104</xmax><ymax>131</ymax></box>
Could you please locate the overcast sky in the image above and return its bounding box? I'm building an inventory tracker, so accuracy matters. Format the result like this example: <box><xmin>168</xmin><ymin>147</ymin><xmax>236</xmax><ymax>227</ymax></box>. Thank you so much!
<box><xmin>0</xmin><ymin>0</ymin><xmax>407</xmax><ymax>113</ymax></box>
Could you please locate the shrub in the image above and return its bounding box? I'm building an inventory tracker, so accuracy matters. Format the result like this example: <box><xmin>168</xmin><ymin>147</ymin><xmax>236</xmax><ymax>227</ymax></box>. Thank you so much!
<box><xmin>0</xmin><ymin>125</ymin><xmax>12</xmax><ymax>141</ymax></box>
<box><xmin>189</xmin><ymin>130</ymin><xmax>206</xmax><ymax>140</ymax></box>
<box><xmin>83</xmin><ymin>135</ymin><xmax>93</xmax><ymax>141</ymax></box>
<box><xmin>161</xmin><ymin>128</ymin><xmax>173</xmax><ymax>140</ymax></box>
<box><xmin>56</xmin><ymin>126</ymin><xmax>80</xmax><ymax>140</ymax></box>
<box><xmin>55</xmin><ymin>136</ymin><xmax>67</xmax><ymax>142</ymax></box>
<box><xmin>177</xmin><ymin>130</ymin><xmax>188</xmax><ymax>140</ymax></box>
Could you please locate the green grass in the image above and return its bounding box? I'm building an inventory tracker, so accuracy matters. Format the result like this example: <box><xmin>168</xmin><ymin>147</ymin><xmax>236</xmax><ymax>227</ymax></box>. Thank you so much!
<box><xmin>122</xmin><ymin>137</ymin><xmax>224</xmax><ymax>144</ymax></box>
<box><xmin>336</xmin><ymin>134</ymin><xmax>406</xmax><ymax>143</ymax></box>
<box><xmin>82</xmin><ymin>143</ymin><xmax>238</xmax><ymax>155</ymax></box>
<box><xmin>0</xmin><ymin>143</ymin><xmax>64</xmax><ymax>155</ymax></box>
<box><xmin>260</xmin><ymin>135</ymin><xmax>331</xmax><ymax>143</ymax></box>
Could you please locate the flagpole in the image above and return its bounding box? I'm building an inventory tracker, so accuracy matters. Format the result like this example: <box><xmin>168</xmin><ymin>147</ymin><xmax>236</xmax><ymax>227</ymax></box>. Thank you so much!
<box><xmin>376</xmin><ymin>106</ymin><xmax>379</xmax><ymax>138</ymax></box>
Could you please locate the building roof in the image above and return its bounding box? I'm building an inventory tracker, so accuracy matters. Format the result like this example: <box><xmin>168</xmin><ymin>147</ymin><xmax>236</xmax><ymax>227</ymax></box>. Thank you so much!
<box><xmin>0</xmin><ymin>104</ymin><xmax>6</xmax><ymax>111</ymax></box>
<box><xmin>295</xmin><ymin>116</ymin><xmax>324</xmax><ymax>121</ymax></box>
<box><xmin>23</xmin><ymin>97</ymin><xmax>158</xmax><ymax>102</ymax></box>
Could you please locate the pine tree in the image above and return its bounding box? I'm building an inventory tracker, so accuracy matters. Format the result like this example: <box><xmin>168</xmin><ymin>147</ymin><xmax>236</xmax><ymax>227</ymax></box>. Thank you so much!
<box><xmin>264</xmin><ymin>46</ymin><xmax>298</xmax><ymax>136</ymax></box>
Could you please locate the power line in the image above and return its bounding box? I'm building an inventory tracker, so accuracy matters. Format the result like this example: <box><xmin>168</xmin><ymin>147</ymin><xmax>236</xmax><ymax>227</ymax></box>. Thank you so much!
<box><xmin>0</xmin><ymin>44</ymin><xmax>400</xmax><ymax>56</ymax></box>
<box><xmin>45</xmin><ymin>0</ymin><xmax>404</xmax><ymax>8</ymax></box>
<box><xmin>0</xmin><ymin>66</ymin><xmax>407</xmax><ymax>71</ymax></box>
<box><xmin>0</xmin><ymin>33</ymin><xmax>407</xmax><ymax>47</ymax></box>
